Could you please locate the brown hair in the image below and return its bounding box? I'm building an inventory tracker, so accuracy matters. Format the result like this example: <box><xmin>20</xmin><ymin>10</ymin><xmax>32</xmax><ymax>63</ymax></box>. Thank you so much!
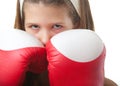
<box><xmin>14</xmin><ymin>0</ymin><xmax>94</xmax><ymax>31</ymax></box>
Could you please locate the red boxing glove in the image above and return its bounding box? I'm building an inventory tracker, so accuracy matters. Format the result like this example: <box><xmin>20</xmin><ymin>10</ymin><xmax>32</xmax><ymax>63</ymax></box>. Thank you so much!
<box><xmin>46</xmin><ymin>29</ymin><xmax>106</xmax><ymax>86</ymax></box>
<box><xmin>0</xmin><ymin>29</ymin><xmax>47</xmax><ymax>86</ymax></box>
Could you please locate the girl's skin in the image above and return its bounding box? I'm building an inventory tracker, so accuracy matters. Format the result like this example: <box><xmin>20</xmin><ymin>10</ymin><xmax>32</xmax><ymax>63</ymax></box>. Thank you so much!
<box><xmin>24</xmin><ymin>2</ymin><xmax>75</xmax><ymax>45</ymax></box>
<box><xmin>14</xmin><ymin>0</ymin><xmax>118</xmax><ymax>86</ymax></box>
<box><xmin>24</xmin><ymin>3</ymin><xmax>78</xmax><ymax>86</ymax></box>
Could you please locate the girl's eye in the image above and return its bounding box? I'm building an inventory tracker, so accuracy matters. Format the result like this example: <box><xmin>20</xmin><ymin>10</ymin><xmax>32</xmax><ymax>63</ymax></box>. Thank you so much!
<box><xmin>53</xmin><ymin>24</ymin><xmax>62</xmax><ymax>30</ymax></box>
<box><xmin>30</xmin><ymin>25</ymin><xmax>40</xmax><ymax>29</ymax></box>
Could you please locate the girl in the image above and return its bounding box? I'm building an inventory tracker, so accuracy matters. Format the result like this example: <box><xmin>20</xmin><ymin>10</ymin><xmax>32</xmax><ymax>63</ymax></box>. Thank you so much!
<box><xmin>14</xmin><ymin>0</ymin><xmax>117</xmax><ymax>86</ymax></box>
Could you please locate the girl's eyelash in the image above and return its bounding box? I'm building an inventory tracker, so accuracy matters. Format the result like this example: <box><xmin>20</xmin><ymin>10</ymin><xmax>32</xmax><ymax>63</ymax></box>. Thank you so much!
<box><xmin>29</xmin><ymin>25</ymin><xmax>40</xmax><ymax>28</ymax></box>
<box><xmin>53</xmin><ymin>24</ymin><xmax>63</xmax><ymax>28</ymax></box>
<box><xmin>27</xmin><ymin>24</ymin><xmax>63</xmax><ymax>29</ymax></box>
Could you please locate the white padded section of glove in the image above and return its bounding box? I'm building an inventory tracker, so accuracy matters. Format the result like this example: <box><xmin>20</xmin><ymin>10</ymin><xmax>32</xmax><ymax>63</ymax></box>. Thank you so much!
<box><xmin>0</xmin><ymin>29</ymin><xmax>44</xmax><ymax>50</ymax></box>
<box><xmin>51</xmin><ymin>29</ymin><xmax>104</xmax><ymax>62</ymax></box>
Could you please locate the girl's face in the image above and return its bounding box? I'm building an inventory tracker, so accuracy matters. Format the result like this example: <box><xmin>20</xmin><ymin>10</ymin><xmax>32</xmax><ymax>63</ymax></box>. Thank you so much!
<box><xmin>24</xmin><ymin>3</ymin><xmax>74</xmax><ymax>45</ymax></box>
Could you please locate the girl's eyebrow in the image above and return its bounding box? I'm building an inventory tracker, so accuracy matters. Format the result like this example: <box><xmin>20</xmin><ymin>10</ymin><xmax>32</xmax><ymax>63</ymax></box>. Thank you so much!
<box><xmin>26</xmin><ymin>22</ymin><xmax>65</xmax><ymax>25</ymax></box>
<box><xmin>50</xmin><ymin>21</ymin><xmax>65</xmax><ymax>24</ymax></box>
<box><xmin>52</xmin><ymin>22</ymin><xmax>64</xmax><ymax>25</ymax></box>
<box><xmin>25</xmin><ymin>23</ymin><xmax>40</xmax><ymax>25</ymax></box>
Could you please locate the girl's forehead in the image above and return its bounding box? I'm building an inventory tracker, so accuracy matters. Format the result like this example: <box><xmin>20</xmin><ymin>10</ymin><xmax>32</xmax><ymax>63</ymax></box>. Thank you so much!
<box><xmin>24</xmin><ymin>3</ymin><xmax>72</xmax><ymax>21</ymax></box>
<box><xmin>24</xmin><ymin>2</ymin><xmax>74</xmax><ymax>29</ymax></box>
<box><xmin>24</xmin><ymin>2</ymin><xmax>61</xmax><ymax>10</ymax></box>
<box><xmin>24</xmin><ymin>2</ymin><xmax>68</xmax><ymax>14</ymax></box>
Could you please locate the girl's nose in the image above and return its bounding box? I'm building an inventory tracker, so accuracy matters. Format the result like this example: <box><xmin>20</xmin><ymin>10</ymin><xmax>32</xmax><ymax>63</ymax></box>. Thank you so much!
<box><xmin>36</xmin><ymin>30</ymin><xmax>52</xmax><ymax>46</ymax></box>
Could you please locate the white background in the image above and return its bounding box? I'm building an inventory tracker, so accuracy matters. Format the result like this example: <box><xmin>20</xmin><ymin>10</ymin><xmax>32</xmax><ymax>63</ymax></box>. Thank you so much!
<box><xmin>89</xmin><ymin>0</ymin><xmax>120</xmax><ymax>85</ymax></box>
<box><xmin>0</xmin><ymin>0</ymin><xmax>120</xmax><ymax>85</ymax></box>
